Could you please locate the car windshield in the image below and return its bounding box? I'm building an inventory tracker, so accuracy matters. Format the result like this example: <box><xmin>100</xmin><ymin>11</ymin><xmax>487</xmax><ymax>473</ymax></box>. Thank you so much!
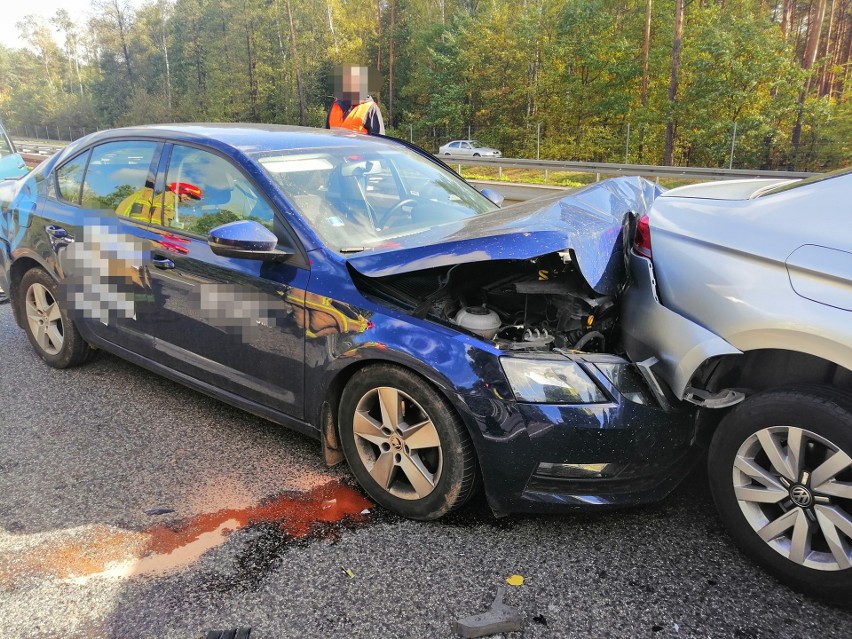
<box><xmin>254</xmin><ymin>145</ymin><xmax>498</xmax><ymax>252</ymax></box>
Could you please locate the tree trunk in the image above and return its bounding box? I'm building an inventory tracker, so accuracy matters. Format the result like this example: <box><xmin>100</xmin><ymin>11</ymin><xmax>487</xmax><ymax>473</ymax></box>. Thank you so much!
<box><xmin>110</xmin><ymin>0</ymin><xmax>133</xmax><ymax>83</ymax></box>
<box><xmin>791</xmin><ymin>0</ymin><xmax>828</xmax><ymax>166</ymax></box>
<box><xmin>640</xmin><ymin>0</ymin><xmax>652</xmax><ymax>108</ymax></box>
<box><xmin>664</xmin><ymin>0</ymin><xmax>684</xmax><ymax>166</ymax></box>
<box><xmin>327</xmin><ymin>0</ymin><xmax>338</xmax><ymax>51</ymax></box>
<box><xmin>803</xmin><ymin>0</ymin><xmax>828</xmax><ymax>69</ymax></box>
<box><xmin>388</xmin><ymin>0</ymin><xmax>396</xmax><ymax>125</ymax></box>
<box><xmin>246</xmin><ymin>23</ymin><xmax>258</xmax><ymax>120</ymax></box>
<box><xmin>158</xmin><ymin>2</ymin><xmax>172</xmax><ymax>115</ymax></box>
<box><xmin>818</xmin><ymin>0</ymin><xmax>837</xmax><ymax>97</ymax></box>
<box><xmin>284</xmin><ymin>0</ymin><xmax>307</xmax><ymax>126</ymax></box>
<box><xmin>377</xmin><ymin>0</ymin><xmax>383</xmax><ymax>73</ymax></box>
<box><xmin>781</xmin><ymin>0</ymin><xmax>795</xmax><ymax>43</ymax></box>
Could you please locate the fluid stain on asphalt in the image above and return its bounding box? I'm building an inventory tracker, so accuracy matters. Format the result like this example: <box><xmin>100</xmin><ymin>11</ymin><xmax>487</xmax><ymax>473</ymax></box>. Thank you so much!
<box><xmin>0</xmin><ymin>480</ymin><xmax>373</xmax><ymax>586</ymax></box>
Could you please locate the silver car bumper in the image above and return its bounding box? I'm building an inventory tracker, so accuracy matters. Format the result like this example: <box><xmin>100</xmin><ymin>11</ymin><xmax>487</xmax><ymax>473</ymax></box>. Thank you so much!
<box><xmin>621</xmin><ymin>252</ymin><xmax>741</xmax><ymax>400</ymax></box>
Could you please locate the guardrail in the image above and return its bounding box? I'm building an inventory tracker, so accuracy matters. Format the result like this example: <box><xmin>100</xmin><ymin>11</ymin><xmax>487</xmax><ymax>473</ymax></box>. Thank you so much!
<box><xmin>15</xmin><ymin>142</ymin><xmax>65</xmax><ymax>156</ymax></box>
<box><xmin>439</xmin><ymin>155</ymin><xmax>818</xmax><ymax>181</ymax></box>
<box><xmin>14</xmin><ymin>137</ymin><xmax>819</xmax><ymax>181</ymax></box>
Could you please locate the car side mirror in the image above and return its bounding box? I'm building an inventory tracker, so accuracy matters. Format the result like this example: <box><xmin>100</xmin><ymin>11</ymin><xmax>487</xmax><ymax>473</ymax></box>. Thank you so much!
<box><xmin>480</xmin><ymin>187</ymin><xmax>504</xmax><ymax>207</ymax></box>
<box><xmin>208</xmin><ymin>219</ymin><xmax>293</xmax><ymax>262</ymax></box>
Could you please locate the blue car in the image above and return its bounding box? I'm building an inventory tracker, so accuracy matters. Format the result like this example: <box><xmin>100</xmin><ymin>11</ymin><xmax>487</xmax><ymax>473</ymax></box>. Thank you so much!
<box><xmin>0</xmin><ymin>124</ymin><xmax>698</xmax><ymax>520</ymax></box>
<box><xmin>0</xmin><ymin>124</ymin><xmax>28</xmax><ymax>180</ymax></box>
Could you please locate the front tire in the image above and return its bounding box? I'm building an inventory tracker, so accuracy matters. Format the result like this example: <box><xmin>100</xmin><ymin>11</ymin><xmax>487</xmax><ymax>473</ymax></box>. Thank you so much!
<box><xmin>18</xmin><ymin>268</ymin><xmax>93</xmax><ymax>368</ymax></box>
<box><xmin>339</xmin><ymin>364</ymin><xmax>478</xmax><ymax>520</ymax></box>
<box><xmin>707</xmin><ymin>387</ymin><xmax>852</xmax><ymax>604</ymax></box>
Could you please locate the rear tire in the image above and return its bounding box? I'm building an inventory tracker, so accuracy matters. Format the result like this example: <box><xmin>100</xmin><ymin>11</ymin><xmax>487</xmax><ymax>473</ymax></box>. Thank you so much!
<box><xmin>18</xmin><ymin>268</ymin><xmax>93</xmax><ymax>368</ymax></box>
<box><xmin>707</xmin><ymin>386</ymin><xmax>852</xmax><ymax>604</ymax></box>
<box><xmin>339</xmin><ymin>364</ymin><xmax>478</xmax><ymax>520</ymax></box>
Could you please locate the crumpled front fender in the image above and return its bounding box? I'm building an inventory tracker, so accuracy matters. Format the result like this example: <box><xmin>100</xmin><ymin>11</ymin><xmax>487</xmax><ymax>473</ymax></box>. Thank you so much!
<box><xmin>621</xmin><ymin>252</ymin><xmax>741</xmax><ymax>399</ymax></box>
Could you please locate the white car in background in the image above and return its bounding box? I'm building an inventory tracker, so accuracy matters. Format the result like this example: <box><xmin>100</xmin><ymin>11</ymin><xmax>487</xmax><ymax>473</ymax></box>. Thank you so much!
<box><xmin>438</xmin><ymin>140</ymin><xmax>502</xmax><ymax>157</ymax></box>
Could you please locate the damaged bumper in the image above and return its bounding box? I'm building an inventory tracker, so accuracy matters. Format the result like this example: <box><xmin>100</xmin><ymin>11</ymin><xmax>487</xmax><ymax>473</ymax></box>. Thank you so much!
<box><xmin>460</xmin><ymin>351</ymin><xmax>702</xmax><ymax>516</ymax></box>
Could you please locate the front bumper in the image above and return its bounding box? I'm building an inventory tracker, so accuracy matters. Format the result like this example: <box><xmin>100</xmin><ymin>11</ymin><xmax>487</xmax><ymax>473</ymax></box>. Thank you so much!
<box><xmin>461</xmin><ymin>355</ymin><xmax>703</xmax><ymax>516</ymax></box>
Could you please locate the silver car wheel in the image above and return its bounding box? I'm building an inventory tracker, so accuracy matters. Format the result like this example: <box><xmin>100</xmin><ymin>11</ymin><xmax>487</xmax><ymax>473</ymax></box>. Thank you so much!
<box><xmin>25</xmin><ymin>282</ymin><xmax>65</xmax><ymax>356</ymax></box>
<box><xmin>734</xmin><ymin>425</ymin><xmax>852</xmax><ymax>571</ymax></box>
<box><xmin>352</xmin><ymin>386</ymin><xmax>443</xmax><ymax>501</ymax></box>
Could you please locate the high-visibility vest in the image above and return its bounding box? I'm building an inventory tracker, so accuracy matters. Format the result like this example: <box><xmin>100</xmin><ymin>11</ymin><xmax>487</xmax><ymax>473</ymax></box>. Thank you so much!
<box><xmin>328</xmin><ymin>102</ymin><xmax>345</xmax><ymax>128</ymax></box>
<box><xmin>329</xmin><ymin>101</ymin><xmax>372</xmax><ymax>134</ymax></box>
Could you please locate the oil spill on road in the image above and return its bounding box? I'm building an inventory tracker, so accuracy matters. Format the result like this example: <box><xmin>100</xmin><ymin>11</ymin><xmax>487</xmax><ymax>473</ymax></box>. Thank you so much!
<box><xmin>0</xmin><ymin>480</ymin><xmax>373</xmax><ymax>588</ymax></box>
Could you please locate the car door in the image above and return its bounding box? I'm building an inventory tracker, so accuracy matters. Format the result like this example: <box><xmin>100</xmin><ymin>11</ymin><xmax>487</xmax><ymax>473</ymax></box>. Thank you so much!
<box><xmin>37</xmin><ymin>140</ymin><xmax>163</xmax><ymax>347</ymax></box>
<box><xmin>458</xmin><ymin>142</ymin><xmax>473</xmax><ymax>156</ymax></box>
<box><xmin>119</xmin><ymin>142</ymin><xmax>309</xmax><ymax>419</ymax></box>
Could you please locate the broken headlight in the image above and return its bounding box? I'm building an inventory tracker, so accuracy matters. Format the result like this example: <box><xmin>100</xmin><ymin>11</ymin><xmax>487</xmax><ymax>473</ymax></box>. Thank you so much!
<box><xmin>500</xmin><ymin>358</ymin><xmax>607</xmax><ymax>404</ymax></box>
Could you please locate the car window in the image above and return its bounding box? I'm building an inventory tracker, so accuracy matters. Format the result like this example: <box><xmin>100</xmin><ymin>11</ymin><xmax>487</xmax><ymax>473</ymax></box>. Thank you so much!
<box><xmin>80</xmin><ymin>141</ymin><xmax>158</xmax><ymax>213</ymax></box>
<box><xmin>163</xmin><ymin>145</ymin><xmax>275</xmax><ymax>235</ymax></box>
<box><xmin>460</xmin><ymin>142</ymin><xmax>471</xmax><ymax>149</ymax></box>
<box><xmin>0</xmin><ymin>132</ymin><xmax>14</xmax><ymax>158</ymax></box>
<box><xmin>448</xmin><ymin>142</ymin><xmax>460</xmax><ymax>149</ymax></box>
<box><xmin>55</xmin><ymin>150</ymin><xmax>91</xmax><ymax>204</ymax></box>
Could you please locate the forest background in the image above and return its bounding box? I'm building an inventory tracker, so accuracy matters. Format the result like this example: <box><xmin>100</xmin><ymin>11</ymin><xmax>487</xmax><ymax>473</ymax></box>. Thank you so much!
<box><xmin>0</xmin><ymin>0</ymin><xmax>849</xmax><ymax>171</ymax></box>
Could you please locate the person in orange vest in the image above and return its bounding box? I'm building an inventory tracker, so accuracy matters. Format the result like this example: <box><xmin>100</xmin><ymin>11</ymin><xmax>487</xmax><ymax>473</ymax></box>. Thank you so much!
<box><xmin>325</xmin><ymin>65</ymin><xmax>385</xmax><ymax>135</ymax></box>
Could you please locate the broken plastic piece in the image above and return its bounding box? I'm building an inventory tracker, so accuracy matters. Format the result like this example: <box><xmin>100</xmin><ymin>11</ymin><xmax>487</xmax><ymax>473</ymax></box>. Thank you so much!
<box><xmin>506</xmin><ymin>574</ymin><xmax>524</xmax><ymax>586</ymax></box>
<box><xmin>203</xmin><ymin>627</ymin><xmax>251</xmax><ymax>639</ymax></box>
<box><xmin>360</xmin><ymin>508</ymin><xmax>371</xmax><ymax>514</ymax></box>
<box><xmin>343</xmin><ymin>568</ymin><xmax>355</xmax><ymax>578</ymax></box>
<box><xmin>452</xmin><ymin>586</ymin><xmax>523</xmax><ymax>638</ymax></box>
<box><xmin>683</xmin><ymin>386</ymin><xmax>744</xmax><ymax>409</ymax></box>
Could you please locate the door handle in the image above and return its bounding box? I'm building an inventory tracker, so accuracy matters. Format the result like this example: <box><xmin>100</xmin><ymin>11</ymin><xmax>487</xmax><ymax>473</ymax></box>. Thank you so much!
<box><xmin>152</xmin><ymin>256</ymin><xmax>175</xmax><ymax>270</ymax></box>
<box><xmin>45</xmin><ymin>225</ymin><xmax>68</xmax><ymax>238</ymax></box>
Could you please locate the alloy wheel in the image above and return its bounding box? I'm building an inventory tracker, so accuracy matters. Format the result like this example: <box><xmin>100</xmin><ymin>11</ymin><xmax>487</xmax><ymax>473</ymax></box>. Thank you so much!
<box><xmin>733</xmin><ymin>425</ymin><xmax>852</xmax><ymax>571</ymax></box>
<box><xmin>352</xmin><ymin>386</ymin><xmax>443</xmax><ymax>501</ymax></box>
<box><xmin>25</xmin><ymin>282</ymin><xmax>65</xmax><ymax>356</ymax></box>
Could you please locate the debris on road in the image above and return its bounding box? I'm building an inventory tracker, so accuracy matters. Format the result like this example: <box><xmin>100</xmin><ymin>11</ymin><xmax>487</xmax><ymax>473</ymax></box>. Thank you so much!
<box><xmin>505</xmin><ymin>574</ymin><xmax>524</xmax><ymax>586</ymax></box>
<box><xmin>343</xmin><ymin>568</ymin><xmax>356</xmax><ymax>578</ymax></box>
<box><xmin>452</xmin><ymin>586</ymin><xmax>524</xmax><ymax>638</ymax></box>
<box><xmin>203</xmin><ymin>627</ymin><xmax>252</xmax><ymax>639</ymax></box>
<box><xmin>143</xmin><ymin>507</ymin><xmax>176</xmax><ymax>516</ymax></box>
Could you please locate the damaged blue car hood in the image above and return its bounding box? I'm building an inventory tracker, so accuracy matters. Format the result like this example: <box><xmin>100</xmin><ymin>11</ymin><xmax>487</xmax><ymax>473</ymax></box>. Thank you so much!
<box><xmin>346</xmin><ymin>176</ymin><xmax>663</xmax><ymax>296</ymax></box>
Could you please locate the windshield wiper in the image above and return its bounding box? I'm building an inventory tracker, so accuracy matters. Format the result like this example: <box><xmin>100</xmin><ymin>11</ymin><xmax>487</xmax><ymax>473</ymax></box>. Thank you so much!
<box><xmin>339</xmin><ymin>247</ymin><xmax>368</xmax><ymax>254</ymax></box>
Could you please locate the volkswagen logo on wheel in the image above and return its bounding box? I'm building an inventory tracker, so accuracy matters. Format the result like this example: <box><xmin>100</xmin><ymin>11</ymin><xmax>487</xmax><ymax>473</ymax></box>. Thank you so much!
<box><xmin>790</xmin><ymin>485</ymin><xmax>813</xmax><ymax>508</ymax></box>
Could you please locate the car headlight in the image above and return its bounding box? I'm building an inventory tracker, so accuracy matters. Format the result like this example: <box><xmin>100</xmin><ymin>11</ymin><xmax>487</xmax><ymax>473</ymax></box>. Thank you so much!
<box><xmin>500</xmin><ymin>358</ymin><xmax>607</xmax><ymax>404</ymax></box>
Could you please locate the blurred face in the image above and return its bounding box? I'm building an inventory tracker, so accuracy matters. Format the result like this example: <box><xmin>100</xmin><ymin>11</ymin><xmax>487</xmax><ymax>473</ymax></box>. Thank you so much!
<box><xmin>336</xmin><ymin>66</ymin><xmax>368</xmax><ymax>104</ymax></box>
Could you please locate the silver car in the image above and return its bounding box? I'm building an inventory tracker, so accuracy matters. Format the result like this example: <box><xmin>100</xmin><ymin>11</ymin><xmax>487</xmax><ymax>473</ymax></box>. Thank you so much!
<box><xmin>438</xmin><ymin>140</ymin><xmax>502</xmax><ymax>157</ymax></box>
<box><xmin>622</xmin><ymin>169</ymin><xmax>852</xmax><ymax>604</ymax></box>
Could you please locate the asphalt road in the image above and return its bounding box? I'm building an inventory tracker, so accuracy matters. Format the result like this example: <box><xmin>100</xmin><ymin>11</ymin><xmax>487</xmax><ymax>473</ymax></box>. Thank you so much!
<box><xmin>1</xmin><ymin>301</ymin><xmax>850</xmax><ymax>639</ymax></box>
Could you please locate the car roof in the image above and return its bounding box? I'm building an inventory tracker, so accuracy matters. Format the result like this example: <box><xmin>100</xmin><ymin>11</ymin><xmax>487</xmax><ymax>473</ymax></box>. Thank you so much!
<box><xmin>78</xmin><ymin>123</ymin><xmax>401</xmax><ymax>155</ymax></box>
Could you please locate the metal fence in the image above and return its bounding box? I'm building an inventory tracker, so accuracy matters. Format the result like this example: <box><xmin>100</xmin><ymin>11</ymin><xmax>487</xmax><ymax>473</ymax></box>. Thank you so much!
<box><xmin>388</xmin><ymin>120</ymin><xmax>842</xmax><ymax>173</ymax></box>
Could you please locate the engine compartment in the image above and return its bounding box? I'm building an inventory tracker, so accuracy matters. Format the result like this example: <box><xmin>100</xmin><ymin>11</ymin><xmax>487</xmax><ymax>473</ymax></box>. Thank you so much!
<box><xmin>355</xmin><ymin>251</ymin><xmax>620</xmax><ymax>354</ymax></box>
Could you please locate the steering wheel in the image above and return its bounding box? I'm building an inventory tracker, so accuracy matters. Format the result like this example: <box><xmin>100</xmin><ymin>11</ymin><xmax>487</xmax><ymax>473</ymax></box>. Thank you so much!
<box><xmin>378</xmin><ymin>198</ymin><xmax>417</xmax><ymax>229</ymax></box>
